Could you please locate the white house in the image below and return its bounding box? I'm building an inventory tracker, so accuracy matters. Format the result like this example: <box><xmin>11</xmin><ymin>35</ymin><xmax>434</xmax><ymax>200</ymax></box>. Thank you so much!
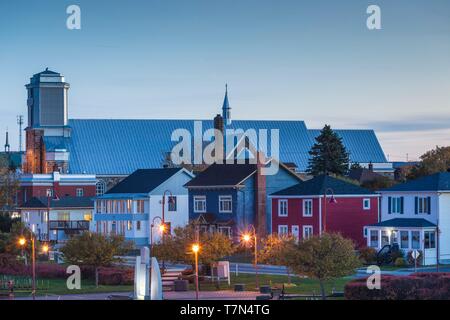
<box><xmin>365</xmin><ymin>172</ymin><xmax>450</xmax><ymax>265</ymax></box>
<box><xmin>93</xmin><ymin>168</ymin><xmax>194</xmax><ymax>247</ymax></box>
<box><xmin>20</xmin><ymin>197</ymin><xmax>94</xmax><ymax>245</ymax></box>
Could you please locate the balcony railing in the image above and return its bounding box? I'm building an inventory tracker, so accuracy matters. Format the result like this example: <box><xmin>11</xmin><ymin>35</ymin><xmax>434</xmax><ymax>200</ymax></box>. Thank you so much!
<box><xmin>48</xmin><ymin>220</ymin><xmax>90</xmax><ymax>230</ymax></box>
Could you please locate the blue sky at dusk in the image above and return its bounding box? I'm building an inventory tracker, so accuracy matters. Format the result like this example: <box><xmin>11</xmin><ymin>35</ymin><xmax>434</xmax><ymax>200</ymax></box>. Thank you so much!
<box><xmin>0</xmin><ymin>0</ymin><xmax>449</xmax><ymax>161</ymax></box>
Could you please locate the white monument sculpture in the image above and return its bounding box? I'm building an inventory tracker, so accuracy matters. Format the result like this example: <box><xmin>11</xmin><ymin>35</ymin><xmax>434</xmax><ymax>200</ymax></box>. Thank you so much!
<box><xmin>133</xmin><ymin>247</ymin><xmax>163</xmax><ymax>300</ymax></box>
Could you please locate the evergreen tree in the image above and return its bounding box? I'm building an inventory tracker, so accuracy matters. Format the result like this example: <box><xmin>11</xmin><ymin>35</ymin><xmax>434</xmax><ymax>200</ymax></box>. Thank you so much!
<box><xmin>307</xmin><ymin>125</ymin><xmax>350</xmax><ymax>176</ymax></box>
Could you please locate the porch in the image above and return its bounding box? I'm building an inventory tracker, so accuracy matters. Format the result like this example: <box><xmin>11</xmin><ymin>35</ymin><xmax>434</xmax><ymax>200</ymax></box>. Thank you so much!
<box><xmin>366</xmin><ymin>218</ymin><xmax>438</xmax><ymax>266</ymax></box>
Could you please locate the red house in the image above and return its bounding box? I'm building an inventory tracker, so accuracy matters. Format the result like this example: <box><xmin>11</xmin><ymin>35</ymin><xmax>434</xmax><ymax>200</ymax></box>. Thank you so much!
<box><xmin>270</xmin><ymin>175</ymin><xmax>380</xmax><ymax>248</ymax></box>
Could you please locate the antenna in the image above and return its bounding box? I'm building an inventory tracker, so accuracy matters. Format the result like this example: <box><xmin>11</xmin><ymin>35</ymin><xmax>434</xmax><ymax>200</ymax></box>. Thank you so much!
<box><xmin>17</xmin><ymin>115</ymin><xmax>24</xmax><ymax>153</ymax></box>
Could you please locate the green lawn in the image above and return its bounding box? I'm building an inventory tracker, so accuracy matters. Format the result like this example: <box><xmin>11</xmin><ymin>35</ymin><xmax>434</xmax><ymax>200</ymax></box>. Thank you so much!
<box><xmin>194</xmin><ymin>273</ymin><xmax>351</xmax><ymax>296</ymax></box>
<box><xmin>6</xmin><ymin>274</ymin><xmax>351</xmax><ymax>298</ymax></box>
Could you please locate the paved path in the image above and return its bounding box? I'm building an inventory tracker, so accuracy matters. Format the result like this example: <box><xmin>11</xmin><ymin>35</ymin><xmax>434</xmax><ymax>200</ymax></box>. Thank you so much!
<box><xmin>15</xmin><ymin>290</ymin><xmax>260</xmax><ymax>301</ymax></box>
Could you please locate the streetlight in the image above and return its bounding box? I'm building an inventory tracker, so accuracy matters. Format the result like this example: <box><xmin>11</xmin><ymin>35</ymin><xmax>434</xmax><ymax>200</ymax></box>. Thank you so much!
<box><xmin>150</xmin><ymin>216</ymin><xmax>164</xmax><ymax>256</ymax></box>
<box><xmin>241</xmin><ymin>225</ymin><xmax>258</xmax><ymax>290</ymax></box>
<box><xmin>322</xmin><ymin>187</ymin><xmax>337</xmax><ymax>233</ymax></box>
<box><xmin>192</xmin><ymin>243</ymin><xmax>200</xmax><ymax>300</ymax></box>
<box><xmin>18</xmin><ymin>235</ymin><xmax>36</xmax><ymax>300</ymax></box>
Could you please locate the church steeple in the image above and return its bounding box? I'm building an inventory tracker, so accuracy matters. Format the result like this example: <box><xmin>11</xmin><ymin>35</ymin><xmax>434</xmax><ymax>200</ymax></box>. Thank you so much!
<box><xmin>222</xmin><ymin>84</ymin><xmax>231</xmax><ymax>126</ymax></box>
<box><xmin>4</xmin><ymin>129</ymin><xmax>10</xmax><ymax>153</ymax></box>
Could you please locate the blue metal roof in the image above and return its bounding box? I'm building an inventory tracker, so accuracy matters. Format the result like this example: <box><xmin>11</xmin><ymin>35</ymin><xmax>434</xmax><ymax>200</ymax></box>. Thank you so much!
<box><xmin>63</xmin><ymin>119</ymin><xmax>386</xmax><ymax>175</ymax></box>
<box><xmin>308</xmin><ymin>129</ymin><xmax>387</xmax><ymax>164</ymax></box>
<box><xmin>382</xmin><ymin>172</ymin><xmax>450</xmax><ymax>192</ymax></box>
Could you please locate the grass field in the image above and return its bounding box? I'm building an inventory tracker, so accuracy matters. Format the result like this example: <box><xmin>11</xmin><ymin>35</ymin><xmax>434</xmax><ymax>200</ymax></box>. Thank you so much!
<box><xmin>5</xmin><ymin>273</ymin><xmax>350</xmax><ymax>298</ymax></box>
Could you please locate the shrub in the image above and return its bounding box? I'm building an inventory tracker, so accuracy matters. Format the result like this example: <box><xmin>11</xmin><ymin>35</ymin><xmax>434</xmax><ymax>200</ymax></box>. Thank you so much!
<box><xmin>345</xmin><ymin>273</ymin><xmax>450</xmax><ymax>300</ymax></box>
<box><xmin>97</xmin><ymin>267</ymin><xmax>134</xmax><ymax>285</ymax></box>
<box><xmin>407</xmin><ymin>250</ymin><xmax>423</xmax><ymax>266</ymax></box>
<box><xmin>394</xmin><ymin>257</ymin><xmax>407</xmax><ymax>267</ymax></box>
<box><xmin>390</xmin><ymin>248</ymin><xmax>404</xmax><ymax>262</ymax></box>
<box><xmin>358</xmin><ymin>247</ymin><xmax>377</xmax><ymax>265</ymax></box>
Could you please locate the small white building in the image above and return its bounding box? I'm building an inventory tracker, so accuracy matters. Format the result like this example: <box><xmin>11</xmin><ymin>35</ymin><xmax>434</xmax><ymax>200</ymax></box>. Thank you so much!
<box><xmin>365</xmin><ymin>172</ymin><xmax>450</xmax><ymax>265</ymax></box>
<box><xmin>20</xmin><ymin>197</ymin><xmax>94</xmax><ymax>245</ymax></box>
<box><xmin>93</xmin><ymin>168</ymin><xmax>194</xmax><ymax>247</ymax></box>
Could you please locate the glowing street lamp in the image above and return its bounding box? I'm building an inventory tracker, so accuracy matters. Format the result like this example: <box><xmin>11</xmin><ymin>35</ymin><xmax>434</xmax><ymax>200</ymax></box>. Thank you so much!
<box><xmin>18</xmin><ymin>235</ymin><xmax>36</xmax><ymax>300</ymax></box>
<box><xmin>192</xmin><ymin>243</ymin><xmax>200</xmax><ymax>300</ymax></box>
<box><xmin>150</xmin><ymin>216</ymin><xmax>164</xmax><ymax>256</ymax></box>
<box><xmin>241</xmin><ymin>225</ymin><xmax>259</xmax><ymax>289</ymax></box>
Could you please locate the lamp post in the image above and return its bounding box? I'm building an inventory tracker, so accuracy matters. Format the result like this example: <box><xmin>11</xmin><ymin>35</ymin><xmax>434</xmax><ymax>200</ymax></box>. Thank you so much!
<box><xmin>192</xmin><ymin>243</ymin><xmax>200</xmax><ymax>300</ymax></box>
<box><xmin>242</xmin><ymin>225</ymin><xmax>258</xmax><ymax>290</ymax></box>
<box><xmin>322</xmin><ymin>187</ymin><xmax>337</xmax><ymax>234</ymax></box>
<box><xmin>18</xmin><ymin>235</ymin><xmax>49</xmax><ymax>300</ymax></box>
<box><xmin>150</xmin><ymin>216</ymin><xmax>164</xmax><ymax>256</ymax></box>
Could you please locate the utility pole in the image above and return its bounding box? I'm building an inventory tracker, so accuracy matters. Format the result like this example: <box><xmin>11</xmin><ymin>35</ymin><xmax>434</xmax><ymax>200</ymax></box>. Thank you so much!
<box><xmin>17</xmin><ymin>115</ymin><xmax>24</xmax><ymax>153</ymax></box>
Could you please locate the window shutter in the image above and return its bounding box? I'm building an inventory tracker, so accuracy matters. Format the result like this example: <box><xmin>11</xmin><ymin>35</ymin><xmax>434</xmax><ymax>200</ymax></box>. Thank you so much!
<box><xmin>414</xmin><ymin>197</ymin><xmax>418</xmax><ymax>215</ymax></box>
<box><xmin>388</xmin><ymin>197</ymin><xmax>392</xmax><ymax>214</ymax></box>
<box><xmin>400</xmin><ymin>197</ymin><xmax>404</xmax><ymax>214</ymax></box>
<box><xmin>427</xmin><ymin>196</ymin><xmax>431</xmax><ymax>215</ymax></box>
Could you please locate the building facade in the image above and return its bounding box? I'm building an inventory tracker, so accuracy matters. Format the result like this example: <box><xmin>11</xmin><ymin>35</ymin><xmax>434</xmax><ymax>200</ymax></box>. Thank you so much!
<box><xmin>93</xmin><ymin>168</ymin><xmax>194</xmax><ymax>247</ymax></box>
<box><xmin>271</xmin><ymin>175</ymin><xmax>380</xmax><ymax>247</ymax></box>
<box><xmin>185</xmin><ymin>161</ymin><xmax>303</xmax><ymax>239</ymax></box>
<box><xmin>365</xmin><ymin>172</ymin><xmax>450</xmax><ymax>265</ymax></box>
<box><xmin>20</xmin><ymin>197</ymin><xmax>93</xmax><ymax>245</ymax></box>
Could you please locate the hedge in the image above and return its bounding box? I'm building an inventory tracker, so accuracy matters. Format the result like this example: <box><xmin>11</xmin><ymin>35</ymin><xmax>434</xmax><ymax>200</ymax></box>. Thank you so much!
<box><xmin>345</xmin><ymin>273</ymin><xmax>450</xmax><ymax>300</ymax></box>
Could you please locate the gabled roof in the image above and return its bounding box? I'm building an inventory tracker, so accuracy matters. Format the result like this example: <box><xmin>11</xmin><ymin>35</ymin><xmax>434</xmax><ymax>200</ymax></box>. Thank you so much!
<box><xmin>185</xmin><ymin>163</ymin><xmax>257</xmax><ymax>188</ymax></box>
<box><xmin>369</xmin><ymin>218</ymin><xmax>436</xmax><ymax>228</ymax></box>
<box><xmin>271</xmin><ymin>175</ymin><xmax>375</xmax><ymax>196</ymax></box>
<box><xmin>20</xmin><ymin>197</ymin><xmax>94</xmax><ymax>209</ymax></box>
<box><xmin>382</xmin><ymin>172</ymin><xmax>450</xmax><ymax>192</ymax></box>
<box><xmin>61</xmin><ymin>119</ymin><xmax>386</xmax><ymax>175</ymax></box>
<box><xmin>106</xmin><ymin>168</ymin><xmax>184</xmax><ymax>194</ymax></box>
<box><xmin>348</xmin><ymin>168</ymin><xmax>384</xmax><ymax>184</ymax></box>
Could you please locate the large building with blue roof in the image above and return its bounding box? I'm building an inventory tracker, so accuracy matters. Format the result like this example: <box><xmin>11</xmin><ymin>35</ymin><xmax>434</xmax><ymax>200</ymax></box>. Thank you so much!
<box><xmin>23</xmin><ymin>69</ymin><xmax>390</xmax><ymax>191</ymax></box>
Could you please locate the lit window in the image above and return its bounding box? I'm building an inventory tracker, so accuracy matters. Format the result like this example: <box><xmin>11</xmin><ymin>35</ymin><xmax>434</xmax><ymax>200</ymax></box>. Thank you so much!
<box><xmin>84</xmin><ymin>213</ymin><xmax>92</xmax><ymax>221</ymax></box>
<box><xmin>46</xmin><ymin>189</ymin><xmax>53</xmax><ymax>197</ymax></box>
<box><xmin>303</xmin><ymin>226</ymin><xmax>313</xmax><ymax>239</ymax></box>
<box><xmin>57</xmin><ymin>212</ymin><xmax>70</xmax><ymax>221</ymax></box>
<box><xmin>363</xmin><ymin>198</ymin><xmax>371</xmax><ymax>210</ymax></box>
<box><xmin>127</xmin><ymin>221</ymin><xmax>133</xmax><ymax>231</ymax></box>
<box><xmin>219</xmin><ymin>196</ymin><xmax>233</xmax><ymax>213</ymax></box>
<box><xmin>303</xmin><ymin>199</ymin><xmax>313</xmax><ymax>217</ymax></box>
<box><xmin>136</xmin><ymin>200</ymin><xmax>145</xmax><ymax>214</ymax></box>
<box><xmin>194</xmin><ymin>196</ymin><xmax>206</xmax><ymax>213</ymax></box>
<box><xmin>278</xmin><ymin>200</ymin><xmax>288</xmax><ymax>217</ymax></box>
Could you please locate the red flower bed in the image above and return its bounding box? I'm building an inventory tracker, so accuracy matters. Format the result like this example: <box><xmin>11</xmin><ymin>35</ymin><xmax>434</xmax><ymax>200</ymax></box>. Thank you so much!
<box><xmin>345</xmin><ymin>273</ymin><xmax>450</xmax><ymax>300</ymax></box>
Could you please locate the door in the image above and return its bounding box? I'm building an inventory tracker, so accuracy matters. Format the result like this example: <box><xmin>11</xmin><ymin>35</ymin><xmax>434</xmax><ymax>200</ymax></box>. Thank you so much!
<box><xmin>292</xmin><ymin>225</ymin><xmax>299</xmax><ymax>241</ymax></box>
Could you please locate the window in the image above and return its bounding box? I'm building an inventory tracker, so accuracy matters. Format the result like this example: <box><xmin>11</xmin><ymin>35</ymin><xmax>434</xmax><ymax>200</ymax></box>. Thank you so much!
<box><xmin>388</xmin><ymin>197</ymin><xmax>404</xmax><ymax>214</ymax></box>
<box><xmin>111</xmin><ymin>221</ymin><xmax>117</xmax><ymax>235</ymax></box>
<box><xmin>278</xmin><ymin>225</ymin><xmax>288</xmax><ymax>236</ymax></box>
<box><xmin>370</xmin><ymin>230</ymin><xmax>379</xmax><ymax>248</ymax></box>
<box><xmin>168</xmin><ymin>196</ymin><xmax>177</xmax><ymax>212</ymax></box>
<box><xmin>76</xmin><ymin>188</ymin><xmax>84</xmax><ymax>197</ymax></box>
<box><xmin>127</xmin><ymin>221</ymin><xmax>133</xmax><ymax>231</ymax></box>
<box><xmin>46</xmin><ymin>189</ymin><xmax>53</xmax><ymax>197</ymax></box>
<box><xmin>126</xmin><ymin>200</ymin><xmax>132</xmax><ymax>213</ymax></box>
<box><xmin>278</xmin><ymin>200</ymin><xmax>288</xmax><ymax>217</ymax></box>
<box><xmin>57</xmin><ymin>212</ymin><xmax>70</xmax><ymax>221</ymax></box>
<box><xmin>96</xmin><ymin>181</ymin><xmax>106</xmax><ymax>196</ymax></box>
<box><xmin>136</xmin><ymin>221</ymin><xmax>141</xmax><ymax>231</ymax></box>
<box><xmin>415</xmin><ymin>197</ymin><xmax>431</xmax><ymax>215</ymax></box>
<box><xmin>400</xmin><ymin>231</ymin><xmax>409</xmax><ymax>249</ymax></box>
<box><xmin>303</xmin><ymin>226</ymin><xmax>313</xmax><ymax>240</ymax></box>
<box><xmin>218</xmin><ymin>227</ymin><xmax>232</xmax><ymax>238</ymax></box>
<box><xmin>363</xmin><ymin>227</ymin><xmax>368</xmax><ymax>238</ymax></box>
<box><xmin>411</xmin><ymin>231</ymin><xmax>421</xmax><ymax>249</ymax></box>
<box><xmin>194</xmin><ymin>196</ymin><xmax>206</xmax><ymax>213</ymax></box>
<box><xmin>303</xmin><ymin>199</ymin><xmax>313</xmax><ymax>217</ymax></box>
<box><xmin>424</xmin><ymin>231</ymin><xmax>436</xmax><ymax>249</ymax></box>
<box><xmin>84</xmin><ymin>213</ymin><xmax>92</xmax><ymax>221</ymax></box>
<box><xmin>381</xmin><ymin>230</ymin><xmax>389</xmax><ymax>246</ymax></box>
<box><xmin>136</xmin><ymin>200</ymin><xmax>145</xmax><ymax>214</ymax></box>
<box><xmin>363</xmin><ymin>198</ymin><xmax>371</xmax><ymax>210</ymax></box>
<box><xmin>219</xmin><ymin>196</ymin><xmax>233</xmax><ymax>213</ymax></box>
<box><xmin>96</xmin><ymin>200</ymin><xmax>102</xmax><ymax>213</ymax></box>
